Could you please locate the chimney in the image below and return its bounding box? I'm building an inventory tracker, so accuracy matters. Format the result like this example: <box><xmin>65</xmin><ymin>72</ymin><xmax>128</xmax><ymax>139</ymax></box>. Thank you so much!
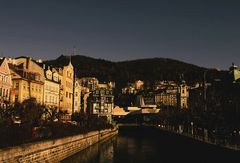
<box><xmin>26</xmin><ymin>57</ymin><xmax>32</xmax><ymax>70</ymax></box>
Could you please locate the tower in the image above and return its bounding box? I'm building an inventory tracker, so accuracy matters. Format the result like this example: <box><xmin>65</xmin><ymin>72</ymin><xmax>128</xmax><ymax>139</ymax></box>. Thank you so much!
<box><xmin>178</xmin><ymin>75</ymin><xmax>188</xmax><ymax>109</ymax></box>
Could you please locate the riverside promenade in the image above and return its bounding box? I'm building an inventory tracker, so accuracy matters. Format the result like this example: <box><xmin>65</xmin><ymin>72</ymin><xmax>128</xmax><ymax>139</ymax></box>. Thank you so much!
<box><xmin>0</xmin><ymin>128</ymin><xmax>118</xmax><ymax>162</ymax></box>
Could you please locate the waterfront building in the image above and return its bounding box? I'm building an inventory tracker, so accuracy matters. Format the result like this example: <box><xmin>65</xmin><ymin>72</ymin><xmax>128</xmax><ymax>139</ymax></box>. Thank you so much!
<box><xmin>88</xmin><ymin>87</ymin><xmax>114</xmax><ymax>123</ymax></box>
<box><xmin>0</xmin><ymin>58</ymin><xmax>12</xmax><ymax>108</ymax></box>
<box><xmin>57</xmin><ymin>59</ymin><xmax>74</xmax><ymax>114</ymax></box>
<box><xmin>154</xmin><ymin>85</ymin><xmax>178</xmax><ymax>108</ymax></box>
<box><xmin>9</xmin><ymin>57</ymin><xmax>44</xmax><ymax>104</ymax></box>
<box><xmin>73</xmin><ymin>80</ymin><xmax>81</xmax><ymax>113</ymax></box>
<box><xmin>43</xmin><ymin>66</ymin><xmax>60</xmax><ymax>108</ymax></box>
<box><xmin>137</xmin><ymin>80</ymin><xmax>189</xmax><ymax>109</ymax></box>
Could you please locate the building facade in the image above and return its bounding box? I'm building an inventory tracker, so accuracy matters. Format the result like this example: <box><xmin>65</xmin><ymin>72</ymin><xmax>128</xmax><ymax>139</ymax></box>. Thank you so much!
<box><xmin>88</xmin><ymin>88</ymin><xmax>114</xmax><ymax>123</ymax></box>
<box><xmin>137</xmin><ymin>81</ymin><xmax>189</xmax><ymax>109</ymax></box>
<box><xmin>58</xmin><ymin>60</ymin><xmax>74</xmax><ymax>114</ymax></box>
<box><xmin>43</xmin><ymin>67</ymin><xmax>60</xmax><ymax>108</ymax></box>
<box><xmin>73</xmin><ymin>80</ymin><xmax>81</xmax><ymax>113</ymax></box>
<box><xmin>0</xmin><ymin>58</ymin><xmax>12</xmax><ymax>108</ymax></box>
<box><xmin>9</xmin><ymin>57</ymin><xmax>44</xmax><ymax>104</ymax></box>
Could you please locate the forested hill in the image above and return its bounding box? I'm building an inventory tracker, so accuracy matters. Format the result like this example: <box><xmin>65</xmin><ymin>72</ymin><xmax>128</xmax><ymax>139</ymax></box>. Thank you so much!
<box><xmin>44</xmin><ymin>55</ymin><xmax>226</xmax><ymax>89</ymax></box>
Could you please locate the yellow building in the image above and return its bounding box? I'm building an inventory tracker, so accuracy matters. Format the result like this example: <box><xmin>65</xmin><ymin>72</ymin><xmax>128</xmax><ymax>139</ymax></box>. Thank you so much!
<box><xmin>73</xmin><ymin>80</ymin><xmax>81</xmax><ymax>113</ymax></box>
<box><xmin>10</xmin><ymin>67</ymin><xmax>44</xmax><ymax>104</ymax></box>
<box><xmin>58</xmin><ymin>60</ymin><xmax>74</xmax><ymax>114</ymax></box>
<box><xmin>0</xmin><ymin>58</ymin><xmax>12</xmax><ymax>108</ymax></box>
<box><xmin>43</xmin><ymin>66</ymin><xmax>60</xmax><ymax>108</ymax></box>
<box><xmin>154</xmin><ymin>82</ymin><xmax>189</xmax><ymax>109</ymax></box>
<box><xmin>9</xmin><ymin>57</ymin><xmax>44</xmax><ymax>104</ymax></box>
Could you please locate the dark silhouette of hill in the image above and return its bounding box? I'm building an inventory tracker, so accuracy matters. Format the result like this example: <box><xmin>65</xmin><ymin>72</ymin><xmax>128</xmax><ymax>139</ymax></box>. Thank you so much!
<box><xmin>44</xmin><ymin>55</ymin><xmax>227</xmax><ymax>90</ymax></box>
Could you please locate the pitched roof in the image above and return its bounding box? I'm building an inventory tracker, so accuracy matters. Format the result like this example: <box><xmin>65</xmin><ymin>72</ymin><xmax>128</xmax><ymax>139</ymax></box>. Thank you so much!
<box><xmin>0</xmin><ymin>57</ymin><xmax>6</xmax><ymax>66</ymax></box>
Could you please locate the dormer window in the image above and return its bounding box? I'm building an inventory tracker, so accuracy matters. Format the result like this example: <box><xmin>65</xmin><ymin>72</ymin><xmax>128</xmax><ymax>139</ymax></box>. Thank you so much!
<box><xmin>46</xmin><ymin>70</ymin><xmax>52</xmax><ymax>80</ymax></box>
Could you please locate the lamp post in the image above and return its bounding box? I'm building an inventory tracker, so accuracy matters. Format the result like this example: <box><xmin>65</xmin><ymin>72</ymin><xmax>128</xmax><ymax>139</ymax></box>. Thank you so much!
<box><xmin>191</xmin><ymin>121</ymin><xmax>194</xmax><ymax>135</ymax></box>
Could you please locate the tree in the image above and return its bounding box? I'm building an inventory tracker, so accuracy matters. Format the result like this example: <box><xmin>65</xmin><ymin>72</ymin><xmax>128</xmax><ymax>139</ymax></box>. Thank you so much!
<box><xmin>20</xmin><ymin>98</ymin><xmax>45</xmax><ymax>126</ymax></box>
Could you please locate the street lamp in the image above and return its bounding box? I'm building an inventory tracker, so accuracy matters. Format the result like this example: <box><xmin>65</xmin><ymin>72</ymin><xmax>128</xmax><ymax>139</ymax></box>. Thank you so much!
<box><xmin>191</xmin><ymin>121</ymin><xmax>194</xmax><ymax>135</ymax></box>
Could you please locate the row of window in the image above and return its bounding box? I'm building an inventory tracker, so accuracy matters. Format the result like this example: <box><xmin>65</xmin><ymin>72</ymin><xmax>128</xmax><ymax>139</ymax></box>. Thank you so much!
<box><xmin>0</xmin><ymin>75</ymin><xmax>8</xmax><ymax>84</ymax></box>
<box><xmin>46</xmin><ymin>72</ymin><xmax>59</xmax><ymax>82</ymax></box>
<box><xmin>45</xmin><ymin>95</ymin><xmax>58</xmax><ymax>104</ymax></box>
<box><xmin>45</xmin><ymin>85</ymin><xmax>59</xmax><ymax>92</ymax></box>
<box><xmin>93</xmin><ymin>97</ymin><xmax>113</xmax><ymax>102</ymax></box>
<box><xmin>95</xmin><ymin>90</ymin><xmax>112</xmax><ymax>95</ymax></box>
<box><xmin>66</xmin><ymin>91</ymin><xmax>72</xmax><ymax>99</ymax></box>
<box><xmin>0</xmin><ymin>88</ymin><xmax>9</xmax><ymax>97</ymax></box>
<box><xmin>15</xmin><ymin>82</ymin><xmax>42</xmax><ymax>93</ymax></box>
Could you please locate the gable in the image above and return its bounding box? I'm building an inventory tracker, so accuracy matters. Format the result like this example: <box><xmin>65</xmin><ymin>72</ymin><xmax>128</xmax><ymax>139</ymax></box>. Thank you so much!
<box><xmin>0</xmin><ymin>58</ymin><xmax>11</xmax><ymax>75</ymax></box>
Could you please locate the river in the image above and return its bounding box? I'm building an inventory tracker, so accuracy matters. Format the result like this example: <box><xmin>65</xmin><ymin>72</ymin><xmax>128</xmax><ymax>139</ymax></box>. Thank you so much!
<box><xmin>62</xmin><ymin>126</ymin><xmax>240</xmax><ymax>163</ymax></box>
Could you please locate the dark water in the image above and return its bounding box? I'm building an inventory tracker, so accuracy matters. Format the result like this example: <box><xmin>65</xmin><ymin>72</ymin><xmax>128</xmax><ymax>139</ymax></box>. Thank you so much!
<box><xmin>62</xmin><ymin>126</ymin><xmax>240</xmax><ymax>163</ymax></box>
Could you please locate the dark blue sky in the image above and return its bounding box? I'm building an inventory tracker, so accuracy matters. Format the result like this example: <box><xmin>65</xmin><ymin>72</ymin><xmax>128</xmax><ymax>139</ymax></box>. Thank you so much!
<box><xmin>0</xmin><ymin>0</ymin><xmax>240</xmax><ymax>69</ymax></box>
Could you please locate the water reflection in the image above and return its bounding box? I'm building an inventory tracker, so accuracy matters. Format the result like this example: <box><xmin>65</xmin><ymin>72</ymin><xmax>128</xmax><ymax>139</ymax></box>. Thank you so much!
<box><xmin>62</xmin><ymin>136</ymin><xmax>162</xmax><ymax>163</ymax></box>
<box><xmin>61</xmin><ymin>137</ymin><xmax>115</xmax><ymax>163</ymax></box>
<box><xmin>62</xmin><ymin>127</ymin><xmax>240</xmax><ymax>163</ymax></box>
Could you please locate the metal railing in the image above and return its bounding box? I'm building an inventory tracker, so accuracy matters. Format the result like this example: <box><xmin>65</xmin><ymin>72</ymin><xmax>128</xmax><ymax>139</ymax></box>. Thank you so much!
<box><xmin>157</xmin><ymin>125</ymin><xmax>240</xmax><ymax>151</ymax></box>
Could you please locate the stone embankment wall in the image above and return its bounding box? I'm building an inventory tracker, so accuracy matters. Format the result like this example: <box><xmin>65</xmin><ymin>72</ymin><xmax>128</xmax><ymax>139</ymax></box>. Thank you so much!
<box><xmin>0</xmin><ymin>128</ymin><xmax>118</xmax><ymax>162</ymax></box>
